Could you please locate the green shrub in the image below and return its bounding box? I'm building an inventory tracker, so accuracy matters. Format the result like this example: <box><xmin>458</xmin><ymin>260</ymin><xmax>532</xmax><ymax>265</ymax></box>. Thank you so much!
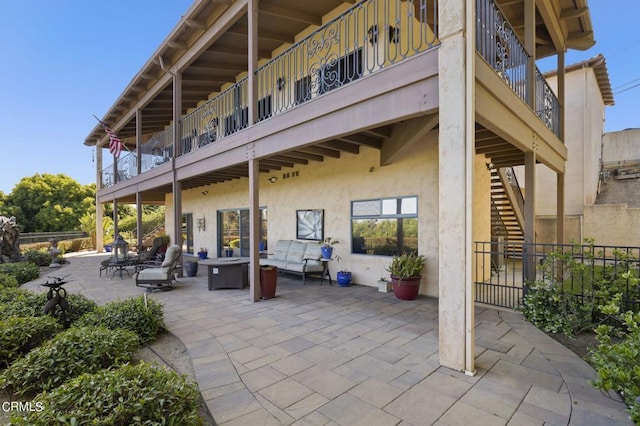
<box><xmin>0</xmin><ymin>272</ymin><xmax>19</xmax><ymax>288</ymax></box>
<box><xmin>34</xmin><ymin>291</ymin><xmax>98</xmax><ymax>325</ymax></box>
<box><xmin>0</xmin><ymin>288</ymin><xmax>44</xmax><ymax>319</ymax></box>
<box><xmin>21</xmin><ymin>249</ymin><xmax>53</xmax><ymax>267</ymax></box>
<box><xmin>0</xmin><ymin>326</ymin><xmax>139</xmax><ymax>395</ymax></box>
<box><xmin>76</xmin><ymin>295</ymin><xmax>165</xmax><ymax>345</ymax></box>
<box><xmin>0</xmin><ymin>316</ymin><xmax>61</xmax><ymax>367</ymax></box>
<box><xmin>521</xmin><ymin>246</ymin><xmax>593</xmax><ymax>336</ymax></box>
<box><xmin>0</xmin><ymin>262</ymin><xmax>39</xmax><ymax>284</ymax></box>
<box><xmin>12</xmin><ymin>362</ymin><xmax>202</xmax><ymax>425</ymax></box>
<box><xmin>589</xmin><ymin>302</ymin><xmax>640</xmax><ymax>424</ymax></box>
<box><xmin>0</xmin><ymin>287</ymin><xmax>97</xmax><ymax>326</ymax></box>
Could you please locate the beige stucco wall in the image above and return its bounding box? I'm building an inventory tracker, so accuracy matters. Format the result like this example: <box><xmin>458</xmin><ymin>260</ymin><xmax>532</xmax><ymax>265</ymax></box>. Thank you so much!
<box><xmin>167</xmin><ymin>131</ymin><xmax>492</xmax><ymax>298</ymax></box>
<box><xmin>515</xmin><ymin>66</ymin><xmax>605</xmax><ymax>219</ymax></box>
<box><xmin>603</xmin><ymin>128</ymin><xmax>640</xmax><ymax>163</ymax></box>
<box><xmin>535</xmin><ymin>215</ymin><xmax>582</xmax><ymax>244</ymax></box>
<box><xmin>583</xmin><ymin>204</ymin><xmax>640</xmax><ymax>247</ymax></box>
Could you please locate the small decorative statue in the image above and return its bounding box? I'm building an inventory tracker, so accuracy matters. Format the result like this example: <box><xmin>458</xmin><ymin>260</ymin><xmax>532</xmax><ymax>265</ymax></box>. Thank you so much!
<box><xmin>49</xmin><ymin>239</ymin><xmax>62</xmax><ymax>268</ymax></box>
<box><xmin>0</xmin><ymin>216</ymin><xmax>21</xmax><ymax>263</ymax></box>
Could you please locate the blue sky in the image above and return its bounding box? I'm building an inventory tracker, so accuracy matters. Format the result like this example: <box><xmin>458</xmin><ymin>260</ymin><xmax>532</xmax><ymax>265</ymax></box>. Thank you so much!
<box><xmin>0</xmin><ymin>0</ymin><xmax>638</xmax><ymax>195</ymax></box>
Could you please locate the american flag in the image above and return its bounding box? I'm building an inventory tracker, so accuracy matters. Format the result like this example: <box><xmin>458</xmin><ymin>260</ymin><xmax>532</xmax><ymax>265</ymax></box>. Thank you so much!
<box><xmin>102</xmin><ymin>124</ymin><xmax>124</xmax><ymax>158</ymax></box>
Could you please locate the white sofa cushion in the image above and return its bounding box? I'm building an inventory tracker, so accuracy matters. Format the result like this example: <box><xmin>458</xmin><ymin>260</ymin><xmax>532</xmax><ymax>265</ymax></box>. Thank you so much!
<box><xmin>273</xmin><ymin>240</ymin><xmax>291</xmax><ymax>261</ymax></box>
<box><xmin>286</xmin><ymin>241</ymin><xmax>307</xmax><ymax>263</ymax></box>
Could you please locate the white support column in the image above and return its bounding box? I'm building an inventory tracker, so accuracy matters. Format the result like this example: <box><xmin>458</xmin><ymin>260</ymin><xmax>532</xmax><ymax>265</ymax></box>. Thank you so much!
<box><xmin>248</xmin><ymin>158</ymin><xmax>261</xmax><ymax>302</ymax></box>
<box><xmin>524</xmin><ymin>151</ymin><xmax>537</xmax><ymax>281</ymax></box>
<box><xmin>438</xmin><ymin>0</ymin><xmax>475</xmax><ymax>375</ymax></box>
<box><xmin>247</xmin><ymin>0</ymin><xmax>258</xmax><ymax>126</ymax></box>
<box><xmin>96</xmin><ymin>146</ymin><xmax>104</xmax><ymax>251</ymax></box>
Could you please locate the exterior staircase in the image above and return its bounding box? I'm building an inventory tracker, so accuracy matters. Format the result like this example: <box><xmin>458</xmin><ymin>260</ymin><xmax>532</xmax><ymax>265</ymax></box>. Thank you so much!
<box><xmin>490</xmin><ymin>167</ymin><xmax>525</xmax><ymax>250</ymax></box>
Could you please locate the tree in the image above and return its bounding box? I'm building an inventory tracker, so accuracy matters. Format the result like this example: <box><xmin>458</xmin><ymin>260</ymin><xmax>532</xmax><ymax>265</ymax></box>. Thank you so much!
<box><xmin>2</xmin><ymin>174</ymin><xmax>95</xmax><ymax>232</ymax></box>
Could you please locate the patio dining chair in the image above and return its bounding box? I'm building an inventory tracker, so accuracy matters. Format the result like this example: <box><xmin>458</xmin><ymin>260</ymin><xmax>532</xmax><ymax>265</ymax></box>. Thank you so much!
<box><xmin>134</xmin><ymin>245</ymin><xmax>181</xmax><ymax>291</ymax></box>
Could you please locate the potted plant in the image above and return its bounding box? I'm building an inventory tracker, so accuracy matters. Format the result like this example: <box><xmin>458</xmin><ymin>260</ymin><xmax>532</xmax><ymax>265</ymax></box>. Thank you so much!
<box><xmin>385</xmin><ymin>252</ymin><xmax>425</xmax><ymax>300</ymax></box>
<box><xmin>321</xmin><ymin>237</ymin><xmax>339</xmax><ymax>259</ymax></box>
<box><xmin>197</xmin><ymin>247</ymin><xmax>208</xmax><ymax>260</ymax></box>
<box><xmin>337</xmin><ymin>270</ymin><xmax>352</xmax><ymax>287</ymax></box>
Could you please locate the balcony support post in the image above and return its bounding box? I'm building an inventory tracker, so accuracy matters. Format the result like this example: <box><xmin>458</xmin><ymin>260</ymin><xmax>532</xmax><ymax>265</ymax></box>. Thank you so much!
<box><xmin>557</xmin><ymin>50</ymin><xmax>565</xmax><ymax>140</ymax></box>
<box><xmin>438</xmin><ymin>0</ymin><xmax>476</xmax><ymax>376</ymax></box>
<box><xmin>524</xmin><ymin>151</ymin><xmax>537</xmax><ymax>282</ymax></box>
<box><xmin>248</xmin><ymin>0</ymin><xmax>258</xmax><ymax>126</ymax></box>
<box><xmin>172</xmin><ymin>71</ymin><xmax>183</xmax><ymax>249</ymax></box>
<box><xmin>557</xmin><ymin>172</ymin><xmax>565</xmax><ymax>245</ymax></box>
<box><xmin>524</xmin><ymin>0</ymin><xmax>535</xmax><ymax>108</ymax></box>
<box><xmin>135</xmin><ymin>109</ymin><xmax>143</xmax><ymax>251</ymax></box>
<box><xmin>248</xmin><ymin>157</ymin><xmax>260</xmax><ymax>302</ymax></box>
<box><xmin>96</xmin><ymin>146</ymin><xmax>104</xmax><ymax>251</ymax></box>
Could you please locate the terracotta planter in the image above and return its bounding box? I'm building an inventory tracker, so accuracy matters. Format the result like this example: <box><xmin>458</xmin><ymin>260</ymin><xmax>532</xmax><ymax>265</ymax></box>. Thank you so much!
<box><xmin>390</xmin><ymin>275</ymin><xmax>421</xmax><ymax>300</ymax></box>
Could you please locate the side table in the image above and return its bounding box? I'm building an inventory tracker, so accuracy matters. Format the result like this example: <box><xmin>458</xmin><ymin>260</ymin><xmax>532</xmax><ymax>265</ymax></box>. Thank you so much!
<box><xmin>320</xmin><ymin>258</ymin><xmax>332</xmax><ymax>286</ymax></box>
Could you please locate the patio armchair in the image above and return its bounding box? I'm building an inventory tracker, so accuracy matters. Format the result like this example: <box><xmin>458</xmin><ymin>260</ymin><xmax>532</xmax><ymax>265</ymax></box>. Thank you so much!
<box><xmin>134</xmin><ymin>245</ymin><xmax>181</xmax><ymax>291</ymax></box>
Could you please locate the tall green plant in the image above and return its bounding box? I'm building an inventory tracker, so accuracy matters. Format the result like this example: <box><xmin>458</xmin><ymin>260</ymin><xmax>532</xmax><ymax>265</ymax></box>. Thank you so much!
<box><xmin>386</xmin><ymin>252</ymin><xmax>425</xmax><ymax>278</ymax></box>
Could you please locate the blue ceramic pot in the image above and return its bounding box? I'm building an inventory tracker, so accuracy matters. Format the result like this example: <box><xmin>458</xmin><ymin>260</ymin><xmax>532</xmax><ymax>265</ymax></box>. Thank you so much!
<box><xmin>337</xmin><ymin>271</ymin><xmax>352</xmax><ymax>287</ymax></box>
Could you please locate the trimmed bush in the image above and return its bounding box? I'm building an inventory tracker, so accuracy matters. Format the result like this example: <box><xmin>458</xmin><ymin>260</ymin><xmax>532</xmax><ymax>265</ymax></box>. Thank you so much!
<box><xmin>0</xmin><ymin>288</ymin><xmax>44</xmax><ymax>319</ymax></box>
<box><xmin>0</xmin><ymin>316</ymin><xmax>61</xmax><ymax>367</ymax></box>
<box><xmin>0</xmin><ymin>288</ymin><xmax>97</xmax><ymax>326</ymax></box>
<box><xmin>0</xmin><ymin>272</ymin><xmax>19</xmax><ymax>288</ymax></box>
<box><xmin>0</xmin><ymin>326</ymin><xmax>139</xmax><ymax>395</ymax></box>
<box><xmin>21</xmin><ymin>249</ymin><xmax>53</xmax><ymax>267</ymax></box>
<box><xmin>76</xmin><ymin>295</ymin><xmax>165</xmax><ymax>345</ymax></box>
<box><xmin>35</xmin><ymin>291</ymin><xmax>97</xmax><ymax>325</ymax></box>
<box><xmin>12</xmin><ymin>362</ymin><xmax>202</xmax><ymax>425</ymax></box>
<box><xmin>0</xmin><ymin>262</ymin><xmax>39</xmax><ymax>284</ymax></box>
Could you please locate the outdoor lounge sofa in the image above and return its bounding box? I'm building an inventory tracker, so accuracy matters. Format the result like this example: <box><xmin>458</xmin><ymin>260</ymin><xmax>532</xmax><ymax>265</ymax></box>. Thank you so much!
<box><xmin>259</xmin><ymin>240</ymin><xmax>324</xmax><ymax>284</ymax></box>
<box><xmin>134</xmin><ymin>244</ymin><xmax>181</xmax><ymax>291</ymax></box>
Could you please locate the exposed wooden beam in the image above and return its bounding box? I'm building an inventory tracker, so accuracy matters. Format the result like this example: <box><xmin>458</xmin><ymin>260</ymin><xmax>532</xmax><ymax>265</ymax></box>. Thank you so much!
<box><xmin>258</xmin><ymin>4</ymin><xmax>322</xmax><ymax>26</ymax></box>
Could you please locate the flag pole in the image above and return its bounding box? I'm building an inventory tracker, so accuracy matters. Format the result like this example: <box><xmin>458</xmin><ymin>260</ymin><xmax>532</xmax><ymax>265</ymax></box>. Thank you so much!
<box><xmin>92</xmin><ymin>115</ymin><xmax>133</xmax><ymax>156</ymax></box>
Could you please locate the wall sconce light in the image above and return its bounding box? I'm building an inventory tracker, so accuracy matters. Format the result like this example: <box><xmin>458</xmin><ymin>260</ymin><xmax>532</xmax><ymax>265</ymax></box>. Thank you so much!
<box><xmin>196</xmin><ymin>217</ymin><xmax>206</xmax><ymax>232</ymax></box>
<box><xmin>202</xmin><ymin>190</ymin><xmax>208</xmax><ymax>196</ymax></box>
<box><xmin>267</xmin><ymin>176</ymin><xmax>278</xmax><ymax>183</ymax></box>
<box><xmin>367</xmin><ymin>25</ymin><xmax>379</xmax><ymax>45</ymax></box>
<box><xmin>277</xmin><ymin>77</ymin><xmax>286</xmax><ymax>91</ymax></box>
<box><xmin>486</xmin><ymin>161</ymin><xmax>494</xmax><ymax>171</ymax></box>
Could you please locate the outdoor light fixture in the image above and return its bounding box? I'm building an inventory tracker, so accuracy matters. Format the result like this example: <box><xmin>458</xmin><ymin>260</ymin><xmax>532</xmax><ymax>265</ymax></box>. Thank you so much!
<box><xmin>267</xmin><ymin>176</ymin><xmax>278</xmax><ymax>183</ymax></box>
<box><xmin>277</xmin><ymin>77</ymin><xmax>286</xmax><ymax>91</ymax></box>
<box><xmin>368</xmin><ymin>25</ymin><xmax>379</xmax><ymax>45</ymax></box>
<box><xmin>202</xmin><ymin>190</ymin><xmax>209</xmax><ymax>196</ymax></box>
<box><xmin>112</xmin><ymin>235</ymin><xmax>129</xmax><ymax>264</ymax></box>
<box><xmin>197</xmin><ymin>217</ymin><xmax>206</xmax><ymax>232</ymax></box>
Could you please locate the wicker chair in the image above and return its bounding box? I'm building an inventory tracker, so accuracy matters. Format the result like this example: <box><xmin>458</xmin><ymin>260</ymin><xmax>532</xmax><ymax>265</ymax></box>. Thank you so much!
<box><xmin>134</xmin><ymin>245</ymin><xmax>181</xmax><ymax>291</ymax></box>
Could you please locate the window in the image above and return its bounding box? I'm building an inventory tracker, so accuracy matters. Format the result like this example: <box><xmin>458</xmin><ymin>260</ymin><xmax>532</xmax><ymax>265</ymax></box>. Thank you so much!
<box><xmin>217</xmin><ymin>208</ymin><xmax>267</xmax><ymax>257</ymax></box>
<box><xmin>318</xmin><ymin>49</ymin><xmax>363</xmax><ymax>95</ymax></box>
<box><xmin>351</xmin><ymin>196</ymin><xmax>418</xmax><ymax>256</ymax></box>
<box><xmin>182</xmin><ymin>213</ymin><xmax>194</xmax><ymax>254</ymax></box>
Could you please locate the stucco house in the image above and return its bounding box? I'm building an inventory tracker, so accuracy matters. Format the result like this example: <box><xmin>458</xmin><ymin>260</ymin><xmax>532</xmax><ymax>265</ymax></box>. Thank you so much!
<box><xmin>84</xmin><ymin>0</ymin><xmax>595</xmax><ymax>374</ymax></box>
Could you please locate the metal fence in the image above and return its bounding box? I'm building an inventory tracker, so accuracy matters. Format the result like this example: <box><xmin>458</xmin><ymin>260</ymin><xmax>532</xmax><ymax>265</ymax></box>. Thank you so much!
<box><xmin>475</xmin><ymin>0</ymin><xmax>561</xmax><ymax>138</ymax></box>
<box><xmin>20</xmin><ymin>231</ymin><xmax>88</xmax><ymax>245</ymax></box>
<box><xmin>474</xmin><ymin>241</ymin><xmax>640</xmax><ymax>313</ymax></box>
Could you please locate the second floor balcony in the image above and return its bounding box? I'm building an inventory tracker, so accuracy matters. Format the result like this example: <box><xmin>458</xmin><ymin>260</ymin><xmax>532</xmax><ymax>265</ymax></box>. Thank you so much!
<box><xmin>94</xmin><ymin>0</ymin><xmax>591</xmax><ymax>189</ymax></box>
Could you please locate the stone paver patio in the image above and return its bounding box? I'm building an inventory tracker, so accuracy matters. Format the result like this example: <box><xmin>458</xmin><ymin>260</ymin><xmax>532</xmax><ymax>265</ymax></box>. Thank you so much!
<box><xmin>22</xmin><ymin>252</ymin><xmax>633</xmax><ymax>425</ymax></box>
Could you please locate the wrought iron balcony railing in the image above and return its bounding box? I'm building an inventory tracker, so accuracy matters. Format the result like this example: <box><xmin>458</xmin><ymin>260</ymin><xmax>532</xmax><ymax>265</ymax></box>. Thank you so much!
<box><xmin>178</xmin><ymin>0</ymin><xmax>438</xmax><ymax>157</ymax></box>
<box><xmin>475</xmin><ymin>0</ymin><xmax>561</xmax><ymax>138</ymax></box>
<box><xmin>140</xmin><ymin>126</ymin><xmax>174</xmax><ymax>173</ymax></box>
